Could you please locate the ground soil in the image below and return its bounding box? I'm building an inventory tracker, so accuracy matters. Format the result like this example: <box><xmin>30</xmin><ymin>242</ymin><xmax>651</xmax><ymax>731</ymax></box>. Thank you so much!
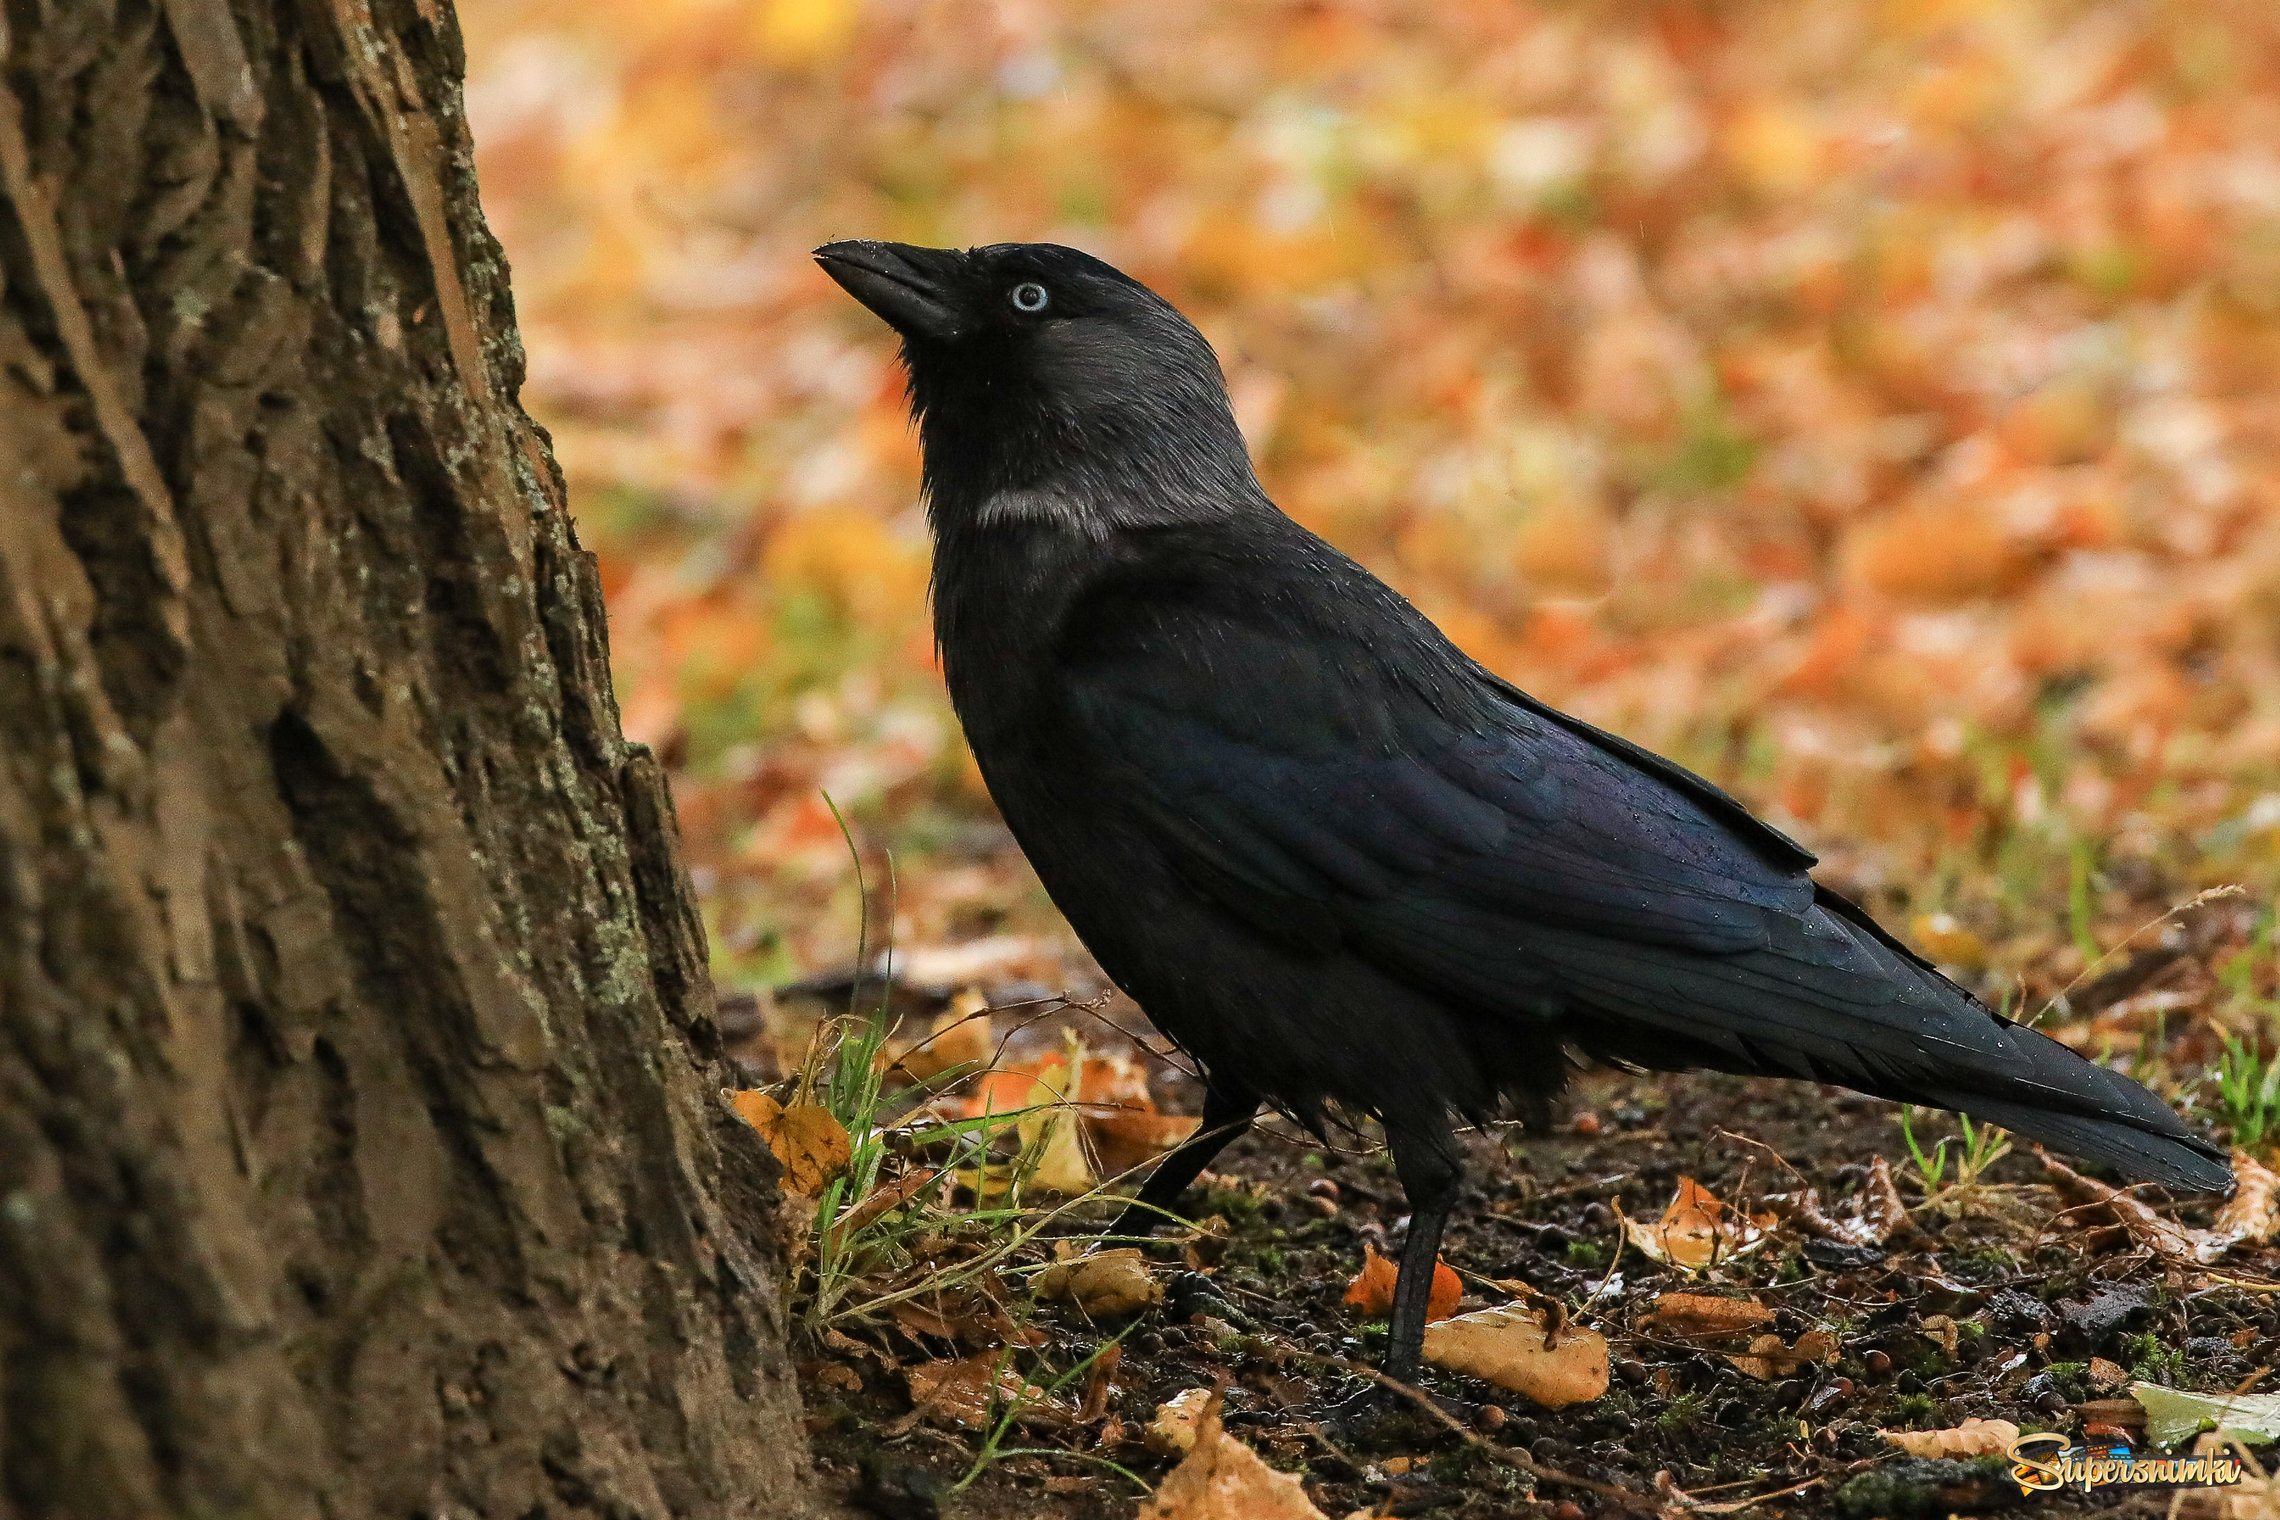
<box><xmin>793</xmin><ymin>1050</ymin><xmax>2274</xmax><ymax>1520</ymax></box>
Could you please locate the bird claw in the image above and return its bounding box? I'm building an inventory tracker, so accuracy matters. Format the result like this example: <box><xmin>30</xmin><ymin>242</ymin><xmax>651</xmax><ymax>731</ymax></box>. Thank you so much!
<box><xmin>1313</xmin><ymin>1376</ymin><xmax>1474</xmax><ymax>1448</ymax></box>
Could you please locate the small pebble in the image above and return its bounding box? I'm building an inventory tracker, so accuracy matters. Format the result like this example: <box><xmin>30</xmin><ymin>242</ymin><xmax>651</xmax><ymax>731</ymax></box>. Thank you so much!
<box><xmin>1554</xmin><ymin>1503</ymin><xmax>1586</xmax><ymax>1520</ymax></box>
<box><xmin>1292</xmin><ymin>1322</ymin><xmax>1318</xmax><ymax>1339</ymax></box>
<box><xmin>1475</xmin><ymin>1404</ymin><xmax>1507</xmax><ymax>1433</ymax></box>
<box><xmin>1863</xmin><ymin>1349</ymin><xmax>1892</xmax><ymax>1378</ymax></box>
<box><xmin>1581</xmin><ymin>1201</ymin><xmax>1614</xmax><ymax>1229</ymax></box>
<box><xmin>1615</xmin><ymin>1358</ymin><xmax>1649</xmax><ymax>1386</ymax></box>
<box><xmin>1308</xmin><ymin>1178</ymin><xmax>1340</xmax><ymax>1202</ymax></box>
<box><xmin>1572</xmin><ymin>1111</ymin><xmax>1602</xmax><ymax>1135</ymax></box>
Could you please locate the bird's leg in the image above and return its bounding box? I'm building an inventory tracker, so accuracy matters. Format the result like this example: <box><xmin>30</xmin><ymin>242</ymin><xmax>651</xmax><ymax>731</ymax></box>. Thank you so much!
<box><xmin>1106</xmin><ymin>1075</ymin><xmax>1259</xmax><ymax>1239</ymax></box>
<box><xmin>1383</xmin><ymin>1131</ymin><xmax>1463</xmax><ymax>1383</ymax></box>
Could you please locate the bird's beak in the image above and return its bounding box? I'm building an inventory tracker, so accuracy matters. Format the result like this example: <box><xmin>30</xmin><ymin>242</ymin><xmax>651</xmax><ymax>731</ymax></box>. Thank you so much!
<box><xmin>814</xmin><ymin>240</ymin><xmax>965</xmax><ymax>342</ymax></box>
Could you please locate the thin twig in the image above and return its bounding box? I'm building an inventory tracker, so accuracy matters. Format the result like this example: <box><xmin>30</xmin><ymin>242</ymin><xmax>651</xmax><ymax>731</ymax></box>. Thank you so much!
<box><xmin>1284</xmin><ymin>1349</ymin><xmax>1681</xmax><ymax>1512</ymax></box>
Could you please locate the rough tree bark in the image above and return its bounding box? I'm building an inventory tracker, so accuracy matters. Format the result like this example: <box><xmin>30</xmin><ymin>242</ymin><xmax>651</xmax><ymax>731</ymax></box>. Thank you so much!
<box><xmin>0</xmin><ymin>1</ymin><xmax>810</xmax><ymax>1515</ymax></box>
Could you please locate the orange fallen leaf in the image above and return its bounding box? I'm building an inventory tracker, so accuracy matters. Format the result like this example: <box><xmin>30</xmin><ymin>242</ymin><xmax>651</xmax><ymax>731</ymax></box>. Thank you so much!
<box><xmin>731</xmin><ymin>1090</ymin><xmax>851</xmax><ymax>1196</ymax></box>
<box><xmin>1342</xmin><ymin>1241</ymin><xmax>1461</xmax><ymax>1324</ymax></box>
<box><xmin>1620</xmin><ymin>1177</ymin><xmax>1767</xmax><ymax>1271</ymax></box>
<box><xmin>1138</xmin><ymin>1386</ymin><xmax>1329</xmax><ymax>1518</ymax></box>
<box><xmin>1422</xmin><ymin>1301</ymin><xmax>1609</xmax><ymax>1408</ymax></box>
<box><xmin>1642</xmin><ymin>1293</ymin><xmax>1773</xmax><ymax>1343</ymax></box>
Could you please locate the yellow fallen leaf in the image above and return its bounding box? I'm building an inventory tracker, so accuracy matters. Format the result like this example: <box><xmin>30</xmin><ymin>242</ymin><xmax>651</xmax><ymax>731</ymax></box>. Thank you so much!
<box><xmin>1036</xmin><ymin>1248</ymin><xmax>1163</xmax><ymax>1318</ymax></box>
<box><xmin>1023</xmin><ymin>1104</ymin><xmax>1097</xmax><ymax>1194</ymax></box>
<box><xmin>1422</xmin><ymin>1302</ymin><xmax>1609</xmax><ymax>1409</ymax></box>
<box><xmin>1621</xmin><ymin>1177</ymin><xmax>1767</xmax><ymax>1271</ymax></box>
<box><xmin>1147</xmin><ymin>1387</ymin><xmax>1214</xmax><ymax>1456</ymax></box>
<box><xmin>1911</xmin><ymin>912</ymin><xmax>1991</xmax><ymax>969</ymax></box>
<box><xmin>731</xmin><ymin>1090</ymin><xmax>852</xmax><ymax>1196</ymax></box>
<box><xmin>1881</xmin><ymin>1417</ymin><xmax>2021</xmax><ymax>1458</ymax></box>
<box><xmin>1139</xmin><ymin>1388</ymin><xmax>1329</xmax><ymax>1519</ymax></box>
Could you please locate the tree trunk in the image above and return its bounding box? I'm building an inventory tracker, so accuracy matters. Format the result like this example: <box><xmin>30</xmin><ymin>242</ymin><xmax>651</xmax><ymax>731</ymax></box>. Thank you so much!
<box><xmin>0</xmin><ymin>2</ymin><xmax>810</xmax><ymax>1515</ymax></box>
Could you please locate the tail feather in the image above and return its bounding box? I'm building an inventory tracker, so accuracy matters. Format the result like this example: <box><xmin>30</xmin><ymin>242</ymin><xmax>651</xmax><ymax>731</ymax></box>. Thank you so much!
<box><xmin>1537</xmin><ymin>885</ymin><xmax>2234</xmax><ymax>1197</ymax></box>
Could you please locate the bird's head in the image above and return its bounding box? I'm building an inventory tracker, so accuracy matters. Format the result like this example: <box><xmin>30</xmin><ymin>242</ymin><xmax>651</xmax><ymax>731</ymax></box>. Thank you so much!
<box><xmin>814</xmin><ymin>240</ymin><xmax>1262</xmax><ymax>529</ymax></box>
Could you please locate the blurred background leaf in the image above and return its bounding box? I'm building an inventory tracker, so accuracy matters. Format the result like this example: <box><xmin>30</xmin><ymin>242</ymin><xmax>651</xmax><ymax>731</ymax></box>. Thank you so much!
<box><xmin>461</xmin><ymin>0</ymin><xmax>2280</xmax><ymax>1021</ymax></box>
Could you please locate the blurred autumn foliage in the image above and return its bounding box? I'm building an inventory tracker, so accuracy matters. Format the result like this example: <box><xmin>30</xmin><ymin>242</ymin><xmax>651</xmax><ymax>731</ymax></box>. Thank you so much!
<box><xmin>460</xmin><ymin>0</ymin><xmax>2280</xmax><ymax>995</ymax></box>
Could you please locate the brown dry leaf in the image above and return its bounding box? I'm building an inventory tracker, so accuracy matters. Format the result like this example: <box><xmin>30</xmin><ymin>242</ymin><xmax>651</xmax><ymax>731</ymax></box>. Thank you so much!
<box><xmin>1761</xmin><ymin>1155</ymin><xmax>1908</xmax><ymax>1249</ymax></box>
<box><xmin>1422</xmin><ymin>1301</ymin><xmax>1609</xmax><ymax>1408</ymax></box>
<box><xmin>1036</xmin><ymin>1247</ymin><xmax>1163</xmax><ymax>1318</ymax></box>
<box><xmin>1729</xmin><ymin>1329</ymin><xmax>1839</xmax><ymax>1381</ymax></box>
<box><xmin>1880</xmin><ymin>1417</ymin><xmax>2021</xmax><ymax>1458</ymax></box>
<box><xmin>1642</xmin><ymin>1292</ymin><xmax>1773</xmax><ymax>1343</ymax></box>
<box><xmin>903</xmin><ymin>1355</ymin><xmax>1045</xmax><ymax>1431</ymax></box>
<box><xmin>2041</xmin><ymin>1151</ymin><xmax>2261</xmax><ymax>1266</ymax></box>
<box><xmin>1139</xmin><ymin>1388</ymin><xmax>1329</xmax><ymax>1519</ymax></box>
<box><xmin>2089</xmin><ymin>1356</ymin><xmax>2130</xmax><ymax>1392</ymax></box>
<box><xmin>1079</xmin><ymin>1343</ymin><xmax>1122</xmax><ymax>1423</ymax></box>
<box><xmin>889</xmin><ymin>1289</ymin><xmax>1046</xmax><ymax>1351</ymax></box>
<box><xmin>1342</xmin><ymin>1241</ymin><xmax>1461</xmax><ymax>1324</ymax></box>
<box><xmin>1621</xmin><ymin>1176</ymin><xmax>1768</xmax><ymax>1270</ymax></box>
<box><xmin>731</xmin><ymin>1090</ymin><xmax>852</xmax><ymax>1196</ymax></box>
<box><xmin>1147</xmin><ymin>1386</ymin><xmax>1214</xmax><ymax>1455</ymax></box>
<box><xmin>834</xmin><ymin>1165</ymin><xmax>942</xmax><ymax>1237</ymax></box>
<box><xmin>1919</xmin><ymin>1314</ymin><xmax>1960</xmax><ymax>1359</ymax></box>
<box><xmin>2216</xmin><ymin>1152</ymin><xmax>2280</xmax><ymax>1245</ymax></box>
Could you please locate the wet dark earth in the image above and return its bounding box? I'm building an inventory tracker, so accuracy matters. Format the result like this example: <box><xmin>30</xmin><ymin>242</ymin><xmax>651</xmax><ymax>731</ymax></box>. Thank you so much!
<box><xmin>796</xmin><ymin>1065</ymin><xmax>2278</xmax><ymax>1520</ymax></box>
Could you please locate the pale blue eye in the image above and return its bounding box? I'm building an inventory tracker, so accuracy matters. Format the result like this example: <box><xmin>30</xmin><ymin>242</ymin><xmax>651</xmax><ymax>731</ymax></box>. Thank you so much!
<box><xmin>1010</xmin><ymin>282</ymin><xmax>1050</xmax><ymax>314</ymax></box>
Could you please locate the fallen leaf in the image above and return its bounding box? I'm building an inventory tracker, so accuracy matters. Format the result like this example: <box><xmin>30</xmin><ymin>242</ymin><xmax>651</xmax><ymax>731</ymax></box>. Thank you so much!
<box><xmin>1919</xmin><ymin>1314</ymin><xmax>1960</xmax><ymax>1358</ymax></box>
<box><xmin>1422</xmin><ymin>1301</ymin><xmax>1609</xmax><ymax>1408</ymax></box>
<box><xmin>1621</xmin><ymin>1177</ymin><xmax>1767</xmax><ymax>1270</ymax></box>
<box><xmin>2135</xmin><ymin>1383</ymin><xmax>2280</xmax><ymax>1448</ymax></box>
<box><xmin>1641</xmin><ymin>1292</ymin><xmax>1773</xmax><ymax>1343</ymax></box>
<box><xmin>1036</xmin><ymin>1247</ymin><xmax>1163</xmax><ymax>1317</ymax></box>
<box><xmin>1089</xmin><ymin>1108</ymin><xmax>1204</xmax><ymax>1173</ymax></box>
<box><xmin>2089</xmin><ymin>1356</ymin><xmax>2130</xmax><ymax>1392</ymax></box>
<box><xmin>1079</xmin><ymin>1343</ymin><xmax>1122</xmax><ymax>1423</ymax></box>
<box><xmin>1759</xmin><ymin>1156</ymin><xmax>1907</xmax><ymax>1248</ymax></box>
<box><xmin>1148</xmin><ymin>1387</ymin><xmax>1214</xmax><ymax>1455</ymax></box>
<box><xmin>834</xmin><ymin>1166</ymin><xmax>942</xmax><ymax>1238</ymax></box>
<box><xmin>1880</xmin><ymin>1417</ymin><xmax>2021</xmax><ymax>1457</ymax></box>
<box><xmin>1139</xmin><ymin>1387</ymin><xmax>1329</xmax><ymax>1519</ymax></box>
<box><xmin>904</xmin><ymin>1355</ymin><xmax>1045</xmax><ymax>1431</ymax></box>
<box><xmin>732</xmin><ymin>1090</ymin><xmax>852</xmax><ymax>1196</ymax></box>
<box><xmin>1343</xmin><ymin>1241</ymin><xmax>1461</xmax><ymax>1324</ymax></box>
<box><xmin>2217</xmin><ymin>1153</ymin><xmax>2280</xmax><ymax>1245</ymax></box>
<box><xmin>2041</xmin><ymin>1152</ymin><xmax>2260</xmax><ymax>1266</ymax></box>
<box><xmin>886</xmin><ymin>996</ymin><xmax>996</xmax><ymax>1083</ymax></box>
<box><xmin>1911</xmin><ymin>912</ymin><xmax>1991</xmax><ymax>969</ymax></box>
<box><xmin>1022</xmin><ymin>1104</ymin><xmax>1097</xmax><ymax>1194</ymax></box>
<box><xmin>1729</xmin><ymin>1329</ymin><xmax>1838</xmax><ymax>1380</ymax></box>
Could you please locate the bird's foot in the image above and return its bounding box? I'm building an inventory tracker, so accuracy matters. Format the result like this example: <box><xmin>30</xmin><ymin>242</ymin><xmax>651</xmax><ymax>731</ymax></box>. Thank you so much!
<box><xmin>1312</xmin><ymin>1373</ymin><xmax>1475</xmax><ymax>1448</ymax></box>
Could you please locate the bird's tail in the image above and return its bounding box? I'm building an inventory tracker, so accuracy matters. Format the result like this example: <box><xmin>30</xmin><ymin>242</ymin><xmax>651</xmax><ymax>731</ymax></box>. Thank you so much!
<box><xmin>1553</xmin><ymin>887</ymin><xmax>2233</xmax><ymax>1196</ymax></box>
